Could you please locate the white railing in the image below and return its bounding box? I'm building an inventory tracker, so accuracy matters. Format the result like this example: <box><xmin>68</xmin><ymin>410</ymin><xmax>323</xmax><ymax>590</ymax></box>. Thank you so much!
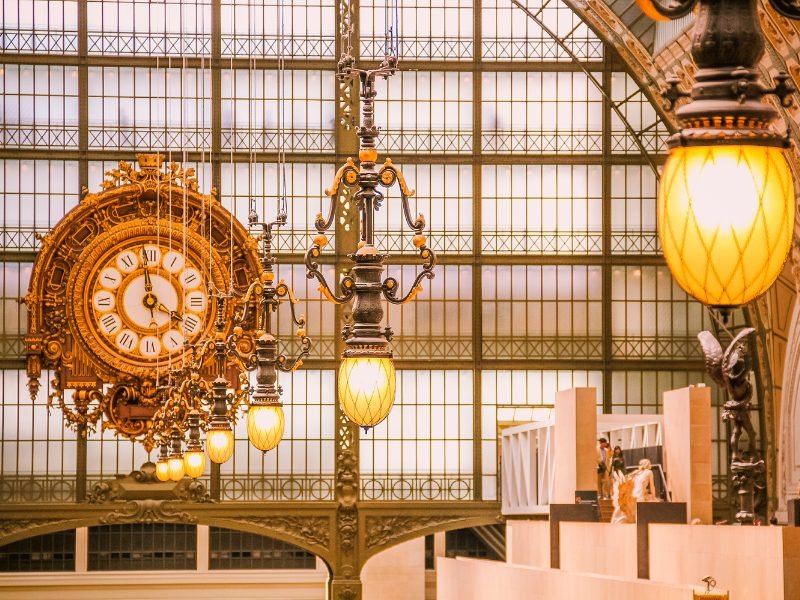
<box><xmin>598</xmin><ymin>414</ymin><xmax>663</xmax><ymax>452</ymax></box>
<box><xmin>501</xmin><ymin>415</ymin><xmax>663</xmax><ymax>515</ymax></box>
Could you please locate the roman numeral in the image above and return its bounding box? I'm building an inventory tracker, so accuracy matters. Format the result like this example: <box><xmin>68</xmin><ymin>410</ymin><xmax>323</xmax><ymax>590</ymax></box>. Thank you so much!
<box><xmin>168</xmin><ymin>335</ymin><xmax>180</xmax><ymax>347</ymax></box>
<box><xmin>144</xmin><ymin>340</ymin><xmax>156</xmax><ymax>353</ymax></box>
<box><xmin>185</xmin><ymin>315</ymin><xmax>199</xmax><ymax>332</ymax></box>
<box><xmin>189</xmin><ymin>296</ymin><xmax>203</xmax><ymax>309</ymax></box>
<box><xmin>101</xmin><ymin>315</ymin><xmax>118</xmax><ymax>333</ymax></box>
<box><xmin>144</xmin><ymin>249</ymin><xmax>157</xmax><ymax>262</ymax></box>
<box><xmin>119</xmin><ymin>333</ymin><xmax>133</xmax><ymax>349</ymax></box>
<box><xmin>103</xmin><ymin>274</ymin><xmax>118</xmax><ymax>284</ymax></box>
<box><xmin>96</xmin><ymin>296</ymin><xmax>111</xmax><ymax>307</ymax></box>
<box><xmin>169</xmin><ymin>255</ymin><xmax>179</xmax><ymax>267</ymax></box>
<box><xmin>119</xmin><ymin>255</ymin><xmax>134</xmax><ymax>269</ymax></box>
<box><xmin>184</xmin><ymin>272</ymin><xmax>197</xmax><ymax>285</ymax></box>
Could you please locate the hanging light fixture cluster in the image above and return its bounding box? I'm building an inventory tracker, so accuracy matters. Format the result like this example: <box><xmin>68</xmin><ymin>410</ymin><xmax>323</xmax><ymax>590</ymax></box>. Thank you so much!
<box><xmin>636</xmin><ymin>0</ymin><xmax>798</xmax><ymax>314</ymax></box>
<box><xmin>70</xmin><ymin>0</ymin><xmax>420</xmax><ymax>472</ymax></box>
<box><xmin>147</xmin><ymin>0</ymin><xmax>313</xmax><ymax>479</ymax></box>
<box><xmin>305</xmin><ymin>10</ymin><xmax>436</xmax><ymax>430</ymax></box>
<box><xmin>149</xmin><ymin>297</ymin><xmax>251</xmax><ymax>480</ymax></box>
<box><xmin>148</xmin><ymin>211</ymin><xmax>310</xmax><ymax>480</ymax></box>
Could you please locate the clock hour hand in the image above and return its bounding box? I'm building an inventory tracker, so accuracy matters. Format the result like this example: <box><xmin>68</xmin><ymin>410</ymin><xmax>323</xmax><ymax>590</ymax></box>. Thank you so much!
<box><xmin>141</xmin><ymin>247</ymin><xmax>153</xmax><ymax>292</ymax></box>
<box><xmin>157</xmin><ymin>303</ymin><xmax>183</xmax><ymax>323</ymax></box>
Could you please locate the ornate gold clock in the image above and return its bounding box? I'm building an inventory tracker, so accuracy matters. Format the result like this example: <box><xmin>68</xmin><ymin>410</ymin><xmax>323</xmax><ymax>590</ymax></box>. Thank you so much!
<box><xmin>24</xmin><ymin>154</ymin><xmax>260</xmax><ymax>442</ymax></box>
<box><xmin>76</xmin><ymin>233</ymin><xmax>210</xmax><ymax>373</ymax></box>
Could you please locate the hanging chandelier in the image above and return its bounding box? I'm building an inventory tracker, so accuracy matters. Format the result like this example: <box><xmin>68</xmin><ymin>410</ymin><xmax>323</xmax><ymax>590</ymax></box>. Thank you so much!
<box><xmin>150</xmin><ymin>0</ymin><xmax>310</xmax><ymax>474</ymax></box>
<box><xmin>240</xmin><ymin>203</ymin><xmax>311</xmax><ymax>452</ymax></box>
<box><xmin>150</xmin><ymin>295</ymin><xmax>252</xmax><ymax>477</ymax></box>
<box><xmin>149</xmin><ymin>205</ymin><xmax>311</xmax><ymax>477</ymax></box>
<box><xmin>636</xmin><ymin>0</ymin><xmax>797</xmax><ymax>312</ymax></box>
<box><xmin>305</xmin><ymin>23</ymin><xmax>436</xmax><ymax>430</ymax></box>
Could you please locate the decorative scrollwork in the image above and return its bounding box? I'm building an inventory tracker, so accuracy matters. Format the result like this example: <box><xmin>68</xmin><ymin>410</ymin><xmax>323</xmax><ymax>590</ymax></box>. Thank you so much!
<box><xmin>324</xmin><ymin>158</ymin><xmax>360</xmax><ymax>202</ymax></box>
<box><xmin>99</xmin><ymin>500</ymin><xmax>198</xmax><ymax>525</ymax></box>
<box><xmin>100</xmin><ymin>154</ymin><xmax>200</xmax><ymax>192</ymax></box>
<box><xmin>50</xmin><ymin>387</ymin><xmax>105</xmax><ymax>437</ymax></box>
<box><xmin>364</xmin><ymin>515</ymin><xmax>474</xmax><ymax>550</ymax></box>
<box><xmin>0</xmin><ymin>519</ymin><xmax>71</xmax><ymax>541</ymax></box>
<box><xmin>305</xmin><ymin>241</ymin><xmax>356</xmax><ymax>305</ymax></box>
<box><xmin>337</xmin><ymin>506</ymin><xmax>358</xmax><ymax>553</ymax></box>
<box><xmin>234</xmin><ymin>516</ymin><xmax>331</xmax><ymax>550</ymax></box>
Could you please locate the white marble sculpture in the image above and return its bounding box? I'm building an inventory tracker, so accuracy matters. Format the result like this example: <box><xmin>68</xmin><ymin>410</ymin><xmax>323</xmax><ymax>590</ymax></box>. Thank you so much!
<box><xmin>611</xmin><ymin>470</ymin><xmax>636</xmax><ymax>524</ymax></box>
<box><xmin>632</xmin><ymin>458</ymin><xmax>658</xmax><ymax>502</ymax></box>
<box><xmin>611</xmin><ymin>458</ymin><xmax>659</xmax><ymax>524</ymax></box>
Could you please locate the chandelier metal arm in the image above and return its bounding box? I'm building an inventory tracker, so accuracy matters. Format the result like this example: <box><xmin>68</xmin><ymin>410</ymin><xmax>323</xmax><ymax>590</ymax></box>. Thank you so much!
<box><xmin>226</xmin><ymin>374</ymin><xmax>251</xmax><ymax>420</ymax></box>
<box><xmin>277</xmin><ymin>335</ymin><xmax>312</xmax><ymax>373</ymax></box>
<box><xmin>234</xmin><ymin>279</ymin><xmax>263</xmax><ymax>326</ymax></box>
<box><xmin>274</xmin><ymin>281</ymin><xmax>312</xmax><ymax>372</ymax></box>
<box><xmin>377</xmin><ymin>159</ymin><xmax>426</xmax><ymax>232</ymax></box>
<box><xmin>320</xmin><ymin>159</ymin><xmax>359</xmax><ymax>229</ymax></box>
<box><xmin>381</xmin><ymin>246</ymin><xmax>436</xmax><ymax>305</ymax></box>
<box><xmin>305</xmin><ymin>243</ymin><xmax>356</xmax><ymax>305</ymax></box>
<box><xmin>225</xmin><ymin>332</ymin><xmax>257</xmax><ymax>373</ymax></box>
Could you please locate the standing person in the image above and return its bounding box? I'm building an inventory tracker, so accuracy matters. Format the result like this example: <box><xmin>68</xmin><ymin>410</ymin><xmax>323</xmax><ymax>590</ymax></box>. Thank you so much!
<box><xmin>596</xmin><ymin>437</ymin><xmax>612</xmax><ymax>499</ymax></box>
<box><xmin>611</xmin><ymin>445</ymin><xmax>626</xmax><ymax>476</ymax></box>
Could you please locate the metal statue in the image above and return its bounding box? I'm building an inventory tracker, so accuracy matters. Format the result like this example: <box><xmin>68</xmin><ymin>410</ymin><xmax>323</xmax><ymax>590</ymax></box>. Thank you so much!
<box><xmin>698</xmin><ymin>327</ymin><xmax>764</xmax><ymax>523</ymax></box>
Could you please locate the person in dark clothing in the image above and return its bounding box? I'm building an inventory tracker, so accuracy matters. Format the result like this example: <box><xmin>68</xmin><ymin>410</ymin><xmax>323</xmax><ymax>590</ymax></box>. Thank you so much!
<box><xmin>611</xmin><ymin>445</ymin><xmax>626</xmax><ymax>476</ymax></box>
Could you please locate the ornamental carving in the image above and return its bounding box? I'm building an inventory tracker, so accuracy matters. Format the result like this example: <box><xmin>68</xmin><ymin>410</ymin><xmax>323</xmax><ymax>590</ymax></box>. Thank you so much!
<box><xmin>99</xmin><ymin>499</ymin><xmax>197</xmax><ymax>525</ymax></box>
<box><xmin>87</xmin><ymin>467</ymin><xmax>211</xmax><ymax>504</ymax></box>
<box><xmin>336</xmin><ymin>449</ymin><xmax>359</xmax><ymax>506</ymax></box>
<box><xmin>338</xmin><ymin>506</ymin><xmax>358</xmax><ymax>553</ymax></box>
<box><xmin>233</xmin><ymin>516</ymin><xmax>331</xmax><ymax>550</ymax></box>
<box><xmin>336</xmin><ymin>586</ymin><xmax>358</xmax><ymax>600</ymax></box>
<box><xmin>364</xmin><ymin>515</ymin><xmax>477</xmax><ymax>549</ymax></box>
<box><xmin>23</xmin><ymin>154</ymin><xmax>260</xmax><ymax>448</ymax></box>
<box><xmin>0</xmin><ymin>519</ymin><xmax>71</xmax><ymax>541</ymax></box>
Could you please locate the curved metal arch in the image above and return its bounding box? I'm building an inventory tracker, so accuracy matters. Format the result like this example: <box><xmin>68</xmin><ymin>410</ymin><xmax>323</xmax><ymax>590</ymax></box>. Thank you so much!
<box><xmin>360</xmin><ymin>511</ymin><xmax>503</xmax><ymax>563</ymax></box>
<box><xmin>200</xmin><ymin>516</ymin><xmax>334</xmax><ymax>566</ymax></box>
<box><xmin>0</xmin><ymin>517</ymin><xmax>90</xmax><ymax>548</ymax></box>
<box><xmin>0</xmin><ymin>509</ymin><xmax>336</xmax><ymax>569</ymax></box>
<box><xmin>510</xmin><ymin>0</ymin><xmax>665</xmax><ymax>179</ymax></box>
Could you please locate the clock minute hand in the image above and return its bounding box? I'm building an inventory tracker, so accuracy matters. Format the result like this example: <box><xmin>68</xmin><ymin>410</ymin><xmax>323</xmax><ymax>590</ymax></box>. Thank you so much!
<box><xmin>141</xmin><ymin>248</ymin><xmax>153</xmax><ymax>292</ymax></box>
<box><xmin>157</xmin><ymin>303</ymin><xmax>183</xmax><ymax>322</ymax></box>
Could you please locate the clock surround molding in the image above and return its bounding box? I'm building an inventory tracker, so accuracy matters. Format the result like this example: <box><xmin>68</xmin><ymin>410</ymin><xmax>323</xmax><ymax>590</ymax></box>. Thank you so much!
<box><xmin>23</xmin><ymin>154</ymin><xmax>260</xmax><ymax>443</ymax></box>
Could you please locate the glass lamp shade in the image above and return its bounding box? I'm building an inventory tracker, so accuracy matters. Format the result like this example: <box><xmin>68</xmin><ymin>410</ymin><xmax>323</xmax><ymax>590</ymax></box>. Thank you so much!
<box><xmin>155</xmin><ymin>459</ymin><xmax>170</xmax><ymax>482</ymax></box>
<box><xmin>658</xmin><ymin>144</ymin><xmax>795</xmax><ymax>307</ymax></box>
<box><xmin>206</xmin><ymin>429</ymin><xmax>235</xmax><ymax>464</ymax></box>
<box><xmin>338</xmin><ymin>356</ymin><xmax>396</xmax><ymax>429</ymax></box>
<box><xmin>183</xmin><ymin>449</ymin><xmax>206</xmax><ymax>479</ymax></box>
<box><xmin>167</xmin><ymin>456</ymin><xmax>185</xmax><ymax>481</ymax></box>
<box><xmin>247</xmin><ymin>404</ymin><xmax>285</xmax><ymax>452</ymax></box>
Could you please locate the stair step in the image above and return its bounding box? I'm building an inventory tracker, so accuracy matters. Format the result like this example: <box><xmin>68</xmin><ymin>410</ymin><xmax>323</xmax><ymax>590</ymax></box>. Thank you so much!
<box><xmin>597</xmin><ymin>499</ymin><xmax>614</xmax><ymax>523</ymax></box>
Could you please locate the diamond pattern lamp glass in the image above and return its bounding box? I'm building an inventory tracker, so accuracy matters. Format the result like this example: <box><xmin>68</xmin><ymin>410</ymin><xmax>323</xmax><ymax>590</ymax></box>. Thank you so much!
<box><xmin>247</xmin><ymin>405</ymin><xmax>285</xmax><ymax>452</ymax></box>
<box><xmin>658</xmin><ymin>144</ymin><xmax>794</xmax><ymax>307</ymax></box>
<box><xmin>338</xmin><ymin>357</ymin><xmax>396</xmax><ymax>429</ymax></box>
<box><xmin>206</xmin><ymin>428</ymin><xmax>235</xmax><ymax>464</ymax></box>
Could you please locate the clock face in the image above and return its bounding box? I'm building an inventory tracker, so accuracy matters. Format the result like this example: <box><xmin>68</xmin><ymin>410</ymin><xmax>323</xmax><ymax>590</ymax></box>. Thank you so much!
<box><xmin>88</xmin><ymin>242</ymin><xmax>210</xmax><ymax>363</ymax></box>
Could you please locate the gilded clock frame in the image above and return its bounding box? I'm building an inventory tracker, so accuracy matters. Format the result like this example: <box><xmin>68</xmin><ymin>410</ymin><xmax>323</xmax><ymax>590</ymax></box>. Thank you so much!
<box><xmin>23</xmin><ymin>154</ymin><xmax>261</xmax><ymax>441</ymax></box>
<box><xmin>71</xmin><ymin>221</ymin><xmax>221</xmax><ymax>377</ymax></box>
